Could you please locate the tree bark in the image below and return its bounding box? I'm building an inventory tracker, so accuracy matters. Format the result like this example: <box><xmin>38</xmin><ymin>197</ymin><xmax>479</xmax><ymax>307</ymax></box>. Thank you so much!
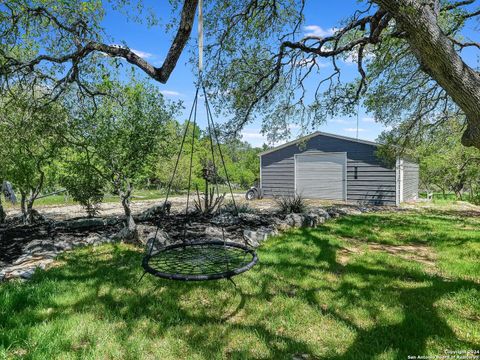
<box><xmin>26</xmin><ymin>197</ymin><xmax>35</xmax><ymax>224</ymax></box>
<box><xmin>19</xmin><ymin>190</ymin><xmax>38</xmax><ymax>225</ymax></box>
<box><xmin>119</xmin><ymin>183</ymin><xmax>138</xmax><ymax>243</ymax></box>
<box><xmin>375</xmin><ymin>0</ymin><xmax>480</xmax><ymax>149</ymax></box>
<box><xmin>20</xmin><ymin>191</ymin><xmax>28</xmax><ymax>224</ymax></box>
<box><xmin>441</xmin><ymin>187</ymin><xmax>446</xmax><ymax>199</ymax></box>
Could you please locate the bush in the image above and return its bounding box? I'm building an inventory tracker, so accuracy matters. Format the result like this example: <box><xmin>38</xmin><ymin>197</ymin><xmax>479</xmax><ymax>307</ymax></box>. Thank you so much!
<box><xmin>60</xmin><ymin>162</ymin><xmax>105</xmax><ymax>217</ymax></box>
<box><xmin>274</xmin><ymin>194</ymin><xmax>307</xmax><ymax>214</ymax></box>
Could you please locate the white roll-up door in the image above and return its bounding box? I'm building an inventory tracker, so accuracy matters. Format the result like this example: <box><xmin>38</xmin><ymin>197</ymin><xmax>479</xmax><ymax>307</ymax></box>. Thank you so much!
<box><xmin>295</xmin><ymin>152</ymin><xmax>346</xmax><ymax>200</ymax></box>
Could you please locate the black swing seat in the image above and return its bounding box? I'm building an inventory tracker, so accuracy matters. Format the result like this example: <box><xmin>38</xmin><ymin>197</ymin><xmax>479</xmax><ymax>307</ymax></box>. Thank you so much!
<box><xmin>142</xmin><ymin>239</ymin><xmax>258</xmax><ymax>281</ymax></box>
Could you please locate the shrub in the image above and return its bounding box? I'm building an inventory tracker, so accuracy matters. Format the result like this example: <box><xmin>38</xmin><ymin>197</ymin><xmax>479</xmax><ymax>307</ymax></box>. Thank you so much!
<box><xmin>274</xmin><ymin>194</ymin><xmax>307</xmax><ymax>214</ymax></box>
<box><xmin>60</xmin><ymin>162</ymin><xmax>105</xmax><ymax>217</ymax></box>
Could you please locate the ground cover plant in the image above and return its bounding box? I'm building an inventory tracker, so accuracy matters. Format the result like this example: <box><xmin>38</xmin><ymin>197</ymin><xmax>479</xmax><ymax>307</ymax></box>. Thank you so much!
<box><xmin>1</xmin><ymin>208</ymin><xmax>478</xmax><ymax>359</ymax></box>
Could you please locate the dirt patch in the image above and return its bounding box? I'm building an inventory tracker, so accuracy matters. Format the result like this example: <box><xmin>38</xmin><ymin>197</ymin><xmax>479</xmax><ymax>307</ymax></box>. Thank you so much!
<box><xmin>405</xmin><ymin>200</ymin><xmax>480</xmax><ymax>217</ymax></box>
<box><xmin>5</xmin><ymin>195</ymin><xmax>246</xmax><ymax>222</ymax></box>
<box><xmin>4</xmin><ymin>195</ymin><xmax>348</xmax><ymax>222</ymax></box>
<box><xmin>368</xmin><ymin>243</ymin><xmax>436</xmax><ymax>266</ymax></box>
<box><xmin>337</xmin><ymin>240</ymin><xmax>436</xmax><ymax>267</ymax></box>
<box><xmin>336</xmin><ymin>245</ymin><xmax>364</xmax><ymax>266</ymax></box>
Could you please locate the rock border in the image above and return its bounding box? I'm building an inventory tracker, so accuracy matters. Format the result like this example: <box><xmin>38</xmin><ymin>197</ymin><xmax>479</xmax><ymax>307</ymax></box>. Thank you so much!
<box><xmin>0</xmin><ymin>204</ymin><xmax>392</xmax><ymax>281</ymax></box>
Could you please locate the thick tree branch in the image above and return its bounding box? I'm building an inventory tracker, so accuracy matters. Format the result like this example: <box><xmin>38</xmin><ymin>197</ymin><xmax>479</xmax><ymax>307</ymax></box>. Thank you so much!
<box><xmin>1</xmin><ymin>0</ymin><xmax>198</xmax><ymax>84</ymax></box>
<box><xmin>374</xmin><ymin>0</ymin><xmax>480</xmax><ymax>149</ymax></box>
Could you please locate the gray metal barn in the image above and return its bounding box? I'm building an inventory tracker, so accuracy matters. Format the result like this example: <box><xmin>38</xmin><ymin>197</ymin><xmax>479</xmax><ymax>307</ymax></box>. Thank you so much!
<box><xmin>259</xmin><ymin>131</ymin><xmax>419</xmax><ymax>206</ymax></box>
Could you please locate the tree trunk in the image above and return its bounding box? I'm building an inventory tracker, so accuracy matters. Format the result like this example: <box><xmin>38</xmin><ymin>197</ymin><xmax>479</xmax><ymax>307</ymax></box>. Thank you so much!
<box><xmin>26</xmin><ymin>198</ymin><xmax>35</xmax><ymax>224</ymax></box>
<box><xmin>20</xmin><ymin>191</ymin><xmax>28</xmax><ymax>224</ymax></box>
<box><xmin>119</xmin><ymin>183</ymin><xmax>138</xmax><ymax>243</ymax></box>
<box><xmin>375</xmin><ymin>0</ymin><xmax>480</xmax><ymax>149</ymax></box>
<box><xmin>441</xmin><ymin>187</ymin><xmax>446</xmax><ymax>199</ymax></box>
<box><xmin>19</xmin><ymin>190</ymin><xmax>38</xmax><ymax>225</ymax></box>
<box><xmin>205</xmin><ymin>177</ymin><xmax>209</xmax><ymax>212</ymax></box>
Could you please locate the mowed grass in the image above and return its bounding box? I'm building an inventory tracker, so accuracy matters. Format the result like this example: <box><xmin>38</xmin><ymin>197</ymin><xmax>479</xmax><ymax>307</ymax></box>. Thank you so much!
<box><xmin>1</xmin><ymin>210</ymin><xmax>479</xmax><ymax>359</ymax></box>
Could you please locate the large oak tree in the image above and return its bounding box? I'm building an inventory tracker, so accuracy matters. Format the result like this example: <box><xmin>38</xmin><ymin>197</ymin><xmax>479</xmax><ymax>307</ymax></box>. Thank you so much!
<box><xmin>1</xmin><ymin>0</ymin><xmax>479</xmax><ymax>147</ymax></box>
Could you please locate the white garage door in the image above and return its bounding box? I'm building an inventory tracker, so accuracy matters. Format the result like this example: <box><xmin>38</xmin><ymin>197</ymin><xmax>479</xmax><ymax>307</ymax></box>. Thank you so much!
<box><xmin>295</xmin><ymin>152</ymin><xmax>346</xmax><ymax>200</ymax></box>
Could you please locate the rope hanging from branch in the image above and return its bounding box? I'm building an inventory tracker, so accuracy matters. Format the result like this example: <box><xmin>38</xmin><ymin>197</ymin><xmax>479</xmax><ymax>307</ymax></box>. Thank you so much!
<box><xmin>140</xmin><ymin>1</ymin><xmax>258</xmax><ymax>282</ymax></box>
<box><xmin>198</xmin><ymin>0</ymin><xmax>203</xmax><ymax>72</ymax></box>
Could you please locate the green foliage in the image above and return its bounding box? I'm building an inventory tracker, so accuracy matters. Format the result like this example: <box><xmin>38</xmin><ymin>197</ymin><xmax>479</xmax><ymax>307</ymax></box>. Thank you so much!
<box><xmin>274</xmin><ymin>194</ymin><xmax>307</xmax><ymax>214</ymax></box>
<box><xmin>68</xmin><ymin>79</ymin><xmax>177</xmax><ymax>202</ymax></box>
<box><xmin>1</xmin><ymin>209</ymin><xmax>479</xmax><ymax>358</ymax></box>
<box><xmin>0</xmin><ymin>79</ymin><xmax>261</xmax><ymax>219</ymax></box>
<box><xmin>155</xmin><ymin>123</ymin><xmax>261</xmax><ymax>192</ymax></box>
<box><xmin>59</xmin><ymin>154</ymin><xmax>106</xmax><ymax>217</ymax></box>
<box><xmin>379</xmin><ymin>117</ymin><xmax>480</xmax><ymax>201</ymax></box>
<box><xmin>0</xmin><ymin>88</ymin><xmax>67</xmax><ymax>222</ymax></box>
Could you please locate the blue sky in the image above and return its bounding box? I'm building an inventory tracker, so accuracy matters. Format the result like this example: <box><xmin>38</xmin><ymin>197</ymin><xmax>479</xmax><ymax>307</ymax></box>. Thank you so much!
<box><xmin>102</xmin><ymin>1</ymin><xmax>479</xmax><ymax>147</ymax></box>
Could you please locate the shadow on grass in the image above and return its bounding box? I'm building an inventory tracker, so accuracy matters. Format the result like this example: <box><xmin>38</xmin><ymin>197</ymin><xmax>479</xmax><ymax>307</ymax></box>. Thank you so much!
<box><xmin>322</xmin><ymin>212</ymin><xmax>480</xmax><ymax>247</ymax></box>
<box><xmin>1</xmin><ymin>213</ymin><xmax>479</xmax><ymax>359</ymax></box>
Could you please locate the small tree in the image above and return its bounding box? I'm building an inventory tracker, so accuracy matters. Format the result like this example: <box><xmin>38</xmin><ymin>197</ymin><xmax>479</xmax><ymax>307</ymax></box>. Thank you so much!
<box><xmin>69</xmin><ymin>79</ymin><xmax>177</xmax><ymax>241</ymax></box>
<box><xmin>60</xmin><ymin>155</ymin><xmax>106</xmax><ymax>217</ymax></box>
<box><xmin>379</xmin><ymin>117</ymin><xmax>480</xmax><ymax>200</ymax></box>
<box><xmin>0</xmin><ymin>91</ymin><xmax>66</xmax><ymax>224</ymax></box>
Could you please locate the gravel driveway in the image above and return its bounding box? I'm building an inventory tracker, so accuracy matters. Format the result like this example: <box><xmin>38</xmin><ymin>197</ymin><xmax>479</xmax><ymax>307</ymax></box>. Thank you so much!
<box><xmin>5</xmin><ymin>194</ymin><xmax>343</xmax><ymax>221</ymax></box>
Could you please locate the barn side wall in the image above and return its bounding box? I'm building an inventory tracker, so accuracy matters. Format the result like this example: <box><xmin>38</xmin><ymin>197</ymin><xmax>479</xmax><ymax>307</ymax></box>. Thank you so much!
<box><xmin>260</xmin><ymin>134</ymin><xmax>397</xmax><ymax>205</ymax></box>
<box><xmin>402</xmin><ymin>160</ymin><xmax>419</xmax><ymax>201</ymax></box>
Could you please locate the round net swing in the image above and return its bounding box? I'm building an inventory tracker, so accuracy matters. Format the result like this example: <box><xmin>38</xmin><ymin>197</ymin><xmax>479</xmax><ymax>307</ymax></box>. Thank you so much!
<box><xmin>142</xmin><ymin>0</ymin><xmax>257</xmax><ymax>282</ymax></box>
<box><xmin>141</xmin><ymin>86</ymin><xmax>258</xmax><ymax>282</ymax></box>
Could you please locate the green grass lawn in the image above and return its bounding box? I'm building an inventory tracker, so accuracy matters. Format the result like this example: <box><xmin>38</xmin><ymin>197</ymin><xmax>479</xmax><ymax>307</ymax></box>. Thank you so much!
<box><xmin>1</xmin><ymin>210</ymin><xmax>479</xmax><ymax>359</ymax></box>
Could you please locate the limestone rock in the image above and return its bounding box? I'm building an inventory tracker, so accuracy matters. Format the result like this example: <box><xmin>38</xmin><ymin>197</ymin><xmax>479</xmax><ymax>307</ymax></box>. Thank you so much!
<box><xmin>57</xmin><ymin>217</ymin><xmax>105</xmax><ymax>230</ymax></box>
<box><xmin>24</xmin><ymin>240</ymin><xmax>57</xmax><ymax>254</ymax></box>
<box><xmin>243</xmin><ymin>226</ymin><xmax>278</xmax><ymax>247</ymax></box>
<box><xmin>136</xmin><ymin>224</ymin><xmax>158</xmax><ymax>243</ymax></box>
<box><xmin>284</xmin><ymin>213</ymin><xmax>305</xmax><ymax>228</ymax></box>
<box><xmin>308</xmin><ymin>207</ymin><xmax>331</xmax><ymax>219</ymax></box>
<box><xmin>137</xmin><ymin>202</ymin><xmax>171</xmax><ymax>222</ymax></box>
<box><xmin>136</xmin><ymin>224</ymin><xmax>169</xmax><ymax>252</ymax></box>
<box><xmin>211</xmin><ymin>213</ymin><xmax>240</xmax><ymax>226</ymax></box>
<box><xmin>304</xmin><ymin>212</ymin><xmax>326</xmax><ymax>227</ymax></box>
<box><xmin>238</xmin><ymin>213</ymin><xmax>263</xmax><ymax>226</ymax></box>
<box><xmin>204</xmin><ymin>226</ymin><xmax>224</xmax><ymax>237</ymax></box>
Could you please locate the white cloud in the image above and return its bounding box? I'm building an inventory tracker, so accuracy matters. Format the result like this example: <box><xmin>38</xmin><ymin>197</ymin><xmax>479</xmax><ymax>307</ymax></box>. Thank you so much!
<box><xmin>241</xmin><ymin>130</ymin><xmax>268</xmax><ymax>147</ymax></box>
<box><xmin>304</xmin><ymin>25</ymin><xmax>336</xmax><ymax>38</ymax></box>
<box><xmin>131</xmin><ymin>49</ymin><xmax>154</xmax><ymax>59</ymax></box>
<box><xmin>109</xmin><ymin>45</ymin><xmax>157</xmax><ymax>60</ymax></box>
<box><xmin>160</xmin><ymin>90</ymin><xmax>182</xmax><ymax>97</ymax></box>
<box><xmin>344</xmin><ymin>127</ymin><xmax>366</xmax><ymax>132</ymax></box>
<box><xmin>362</xmin><ymin>117</ymin><xmax>376</xmax><ymax>123</ymax></box>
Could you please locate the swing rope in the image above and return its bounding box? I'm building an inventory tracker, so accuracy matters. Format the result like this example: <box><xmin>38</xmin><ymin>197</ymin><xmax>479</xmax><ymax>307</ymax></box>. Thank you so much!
<box><xmin>141</xmin><ymin>0</ymin><xmax>257</xmax><ymax>281</ymax></box>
